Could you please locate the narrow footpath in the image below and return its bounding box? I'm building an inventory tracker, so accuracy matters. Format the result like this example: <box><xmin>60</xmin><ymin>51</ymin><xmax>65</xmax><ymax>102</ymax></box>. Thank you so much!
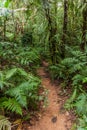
<box><xmin>28</xmin><ymin>63</ymin><xmax>72</xmax><ymax>130</ymax></box>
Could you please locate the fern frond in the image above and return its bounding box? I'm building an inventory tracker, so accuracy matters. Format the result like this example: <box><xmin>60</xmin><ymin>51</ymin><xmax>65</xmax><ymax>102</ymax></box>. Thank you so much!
<box><xmin>17</xmin><ymin>68</ymin><xmax>28</xmax><ymax>77</ymax></box>
<box><xmin>5</xmin><ymin>68</ymin><xmax>17</xmax><ymax>79</ymax></box>
<box><xmin>6</xmin><ymin>79</ymin><xmax>40</xmax><ymax>108</ymax></box>
<box><xmin>5</xmin><ymin>68</ymin><xmax>28</xmax><ymax>80</ymax></box>
<box><xmin>2</xmin><ymin>98</ymin><xmax>22</xmax><ymax>115</ymax></box>
<box><xmin>0</xmin><ymin>71</ymin><xmax>12</xmax><ymax>90</ymax></box>
<box><xmin>6</xmin><ymin>86</ymin><xmax>27</xmax><ymax>108</ymax></box>
<box><xmin>0</xmin><ymin>115</ymin><xmax>11</xmax><ymax>130</ymax></box>
<box><xmin>75</xmin><ymin>94</ymin><xmax>87</xmax><ymax>115</ymax></box>
<box><xmin>72</xmin><ymin>74</ymin><xmax>84</xmax><ymax>86</ymax></box>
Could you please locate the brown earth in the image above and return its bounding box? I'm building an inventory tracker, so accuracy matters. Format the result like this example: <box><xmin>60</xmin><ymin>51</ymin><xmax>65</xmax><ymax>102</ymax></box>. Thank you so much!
<box><xmin>27</xmin><ymin>63</ymin><xmax>73</xmax><ymax>130</ymax></box>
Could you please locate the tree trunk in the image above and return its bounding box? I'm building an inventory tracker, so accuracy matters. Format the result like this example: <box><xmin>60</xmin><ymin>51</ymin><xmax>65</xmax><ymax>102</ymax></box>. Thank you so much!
<box><xmin>61</xmin><ymin>0</ymin><xmax>68</xmax><ymax>58</ymax></box>
<box><xmin>3</xmin><ymin>18</ymin><xmax>6</xmax><ymax>41</ymax></box>
<box><xmin>12</xmin><ymin>2</ymin><xmax>16</xmax><ymax>41</ymax></box>
<box><xmin>41</xmin><ymin>0</ymin><xmax>57</xmax><ymax>64</ymax></box>
<box><xmin>81</xmin><ymin>0</ymin><xmax>87</xmax><ymax>51</ymax></box>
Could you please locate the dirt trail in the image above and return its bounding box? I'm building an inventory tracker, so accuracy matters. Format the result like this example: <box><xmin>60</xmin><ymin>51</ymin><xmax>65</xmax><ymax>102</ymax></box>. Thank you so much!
<box><xmin>28</xmin><ymin>64</ymin><xmax>72</xmax><ymax>130</ymax></box>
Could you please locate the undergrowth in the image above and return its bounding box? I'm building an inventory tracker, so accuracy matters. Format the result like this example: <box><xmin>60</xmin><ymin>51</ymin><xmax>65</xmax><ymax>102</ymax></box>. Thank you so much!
<box><xmin>0</xmin><ymin>42</ymin><xmax>41</xmax><ymax>71</ymax></box>
<box><xmin>0</xmin><ymin>41</ymin><xmax>45</xmax><ymax>129</ymax></box>
<box><xmin>49</xmin><ymin>46</ymin><xmax>87</xmax><ymax>130</ymax></box>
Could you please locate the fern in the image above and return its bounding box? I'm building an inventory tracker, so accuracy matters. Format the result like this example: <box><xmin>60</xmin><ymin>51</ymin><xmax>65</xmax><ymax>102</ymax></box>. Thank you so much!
<box><xmin>1</xmin><ymin>98</ymin><xmax>22</xmax><ymax>115</ymax></box>
<box><xmin>74</xmin><ymin>94</ymin><xmax>87</xmax><ymax>115</ymax></box>
<box><xmin>50</xmin><ymin>46</ymin><xmax>87</xmax><ymax>82</ymax></box>
<box><xmin>0</xmin><ymin>42</ymin><xmax>41</xmax><ymax>69</ymax></box>
<box><xmin>0</xmin><ymin>71</ymin><xmax>6</xmax><ymax>89</ymax></box>
<box><xmin>5</xmin><ymin>68</ymin><xmax>28</xmax><ymax>80</ymax></box>
<box><xmin>17</xmin><ymin>47</ymin><xmax>40</xmax><ymax>66</ymax></box>
<box><xmin>0</xmin><ymin>115</ymin><xmax>11</xmax><ymax>130</ymax></box>
<box><xmin>0</xmin><ymin>67</ymin><xmax>41</xmax><ymax>115</ymax></box>
<box><xmin>77</xmin><ymin>115</ymin><xmax>87</xmax><ymax>130</ymax></box>
<box><xmin>5</xmin><ymin>68</ymin><xmax>17</xmax><ymax>79</ymax></box>
<box><xmin>6</xmin><ymin>78</ymin><xmax>40</xmax><ymax>108</ymax></box>
<box><xmin>72</xmin><ymin>74</ymin><xmax>84</xmax><ymax>86</ymax></box>
<box><xmin>50</xmin><ymin>46</ymin><xmax>87</xmax><ymax>130</ymax></box>
<box><xmin>64</xmin><ymin>89</ymin><xmax>77</xmax><ymax>110</ymax></box>
<box><xmin>6</xmin><ymin>83</ymin><xmax>28</xmax><ymax>108</ymax></box>
<box><xmin>0</xmin><ymin>71</ymin><xmax>12</xmax><ymax>90</ymax></box>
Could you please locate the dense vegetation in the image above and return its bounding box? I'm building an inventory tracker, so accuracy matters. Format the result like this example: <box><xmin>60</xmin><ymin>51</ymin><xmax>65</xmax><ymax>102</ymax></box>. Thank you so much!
<box><xmin>0</xmin><ymin>0</ymin><xmax>87</xmax><ymax>130</ymax></box>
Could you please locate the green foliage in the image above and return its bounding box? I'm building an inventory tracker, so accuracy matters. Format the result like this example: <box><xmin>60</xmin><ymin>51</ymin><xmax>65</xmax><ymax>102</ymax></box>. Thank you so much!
<box><xmin>49</xmin><ymin>46</ymin><xmax>87</xmax><ymax>129</ymax></box>
<box><xmin>0</xmin><ymin>42</ymin><xmax>41</xmax><ymax>69</ymax></box>
<box><xmin>64</xmin><ymin>89</ymin><xmax>77</xmax><ymax>110</ymax></box>
<box><xmin>4</xmin><ymin>0</ymin><xmax>12</xmax><ymax>8</ymax></box>
<box><xmin>77</xmin><ymin>115</ymin><xmax>87</xmax><ymax>130</ymax></box>
<box><xmin>17</xmin><ymin>47</ymin><xmax>41</xmax><ymax>67</ymax></box>
<box><xmin>0</xmin><ymin>0</ymin><xmax>86</xmax><ymax>129</ymax></box>
<box><xmin>75</xmin><ymin>94</ymin><xmax>87</xmax><ymax>115</ymax></box>
<box><xmin>0</xmin><ymin>67</ymin><xmax>41</xmax><ymax>115</ymax></box>
<box><xmin>1</xmin><ymin>98</ymin><xmax>22</xmax><ymax>115</ymax></box>
<box><xmin>21</xmin><ymin>30</ymin><xmax>33</xmax><ymax>46</ymax></box>
<box><xmin>0</xmin><ymin>71</ymin><xmax>8</xmax><ymax>89</ymax></box>
<box><xmin>49</xmin><ymin>46</ymin><xmax>87</xmax><ymax>82</ymax></box>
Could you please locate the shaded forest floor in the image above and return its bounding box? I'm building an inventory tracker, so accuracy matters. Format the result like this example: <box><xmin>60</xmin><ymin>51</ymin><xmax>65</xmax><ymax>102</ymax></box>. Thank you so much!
<box><xmin>25</xmin><ymin>62</ymin><xmax>75</xmax><ymax>130</ymax></box>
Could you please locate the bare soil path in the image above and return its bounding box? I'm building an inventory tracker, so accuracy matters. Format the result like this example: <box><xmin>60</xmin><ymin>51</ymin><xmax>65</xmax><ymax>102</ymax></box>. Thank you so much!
<box><xmin>28</xmin><ymin>62</ymin><xmax>72</xmax><ymax>130</ymax></box>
